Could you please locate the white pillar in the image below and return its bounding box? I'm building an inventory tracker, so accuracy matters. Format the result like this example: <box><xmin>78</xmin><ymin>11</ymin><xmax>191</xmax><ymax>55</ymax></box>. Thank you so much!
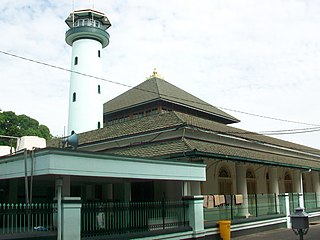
<box><xmin>183</xmin><ymin>196</ymin><xmax>205</xmax><ymax>237</ymax></box>
<box><xmin>283</xmin><ymin>193</ymin><xmax>291</xmax><ymax>228</ymax></box>
<box><xmin>236</xmin><ymin>163</ymin><xmax>249</xmax><ymax>217</ymax></box>
<box><xmin>62</xmin><ymin>197</ymin><xmax>82</xmax><ymax>240</ymax></box>
<box><xmin>183</xmin><ymin>182</ymin><xmax>191</xmax><ymax>196</ymax></box>
<box><xmin>299</xmin><ymin>171</ymin><xmax>304</xmax><ymax>209</ymax></box>
<box><xmin>269</xmin><ymin>167</ymin><xmax>280</xmax><ymax>213</ymax></box>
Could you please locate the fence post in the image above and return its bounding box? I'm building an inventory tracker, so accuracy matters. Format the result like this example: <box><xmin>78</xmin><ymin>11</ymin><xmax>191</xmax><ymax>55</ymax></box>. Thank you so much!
<box><xmin>284</xmin><ymin>193</ymin><xmax>291</xmax><ymax>229</ymax></box>
<box><xmin>255</xmin><ymin>194</ymin><xmax>258</xmax><ymax>217</ymax></box>
<box><xmin>61</xmin><ymin>197</ymin><xmax>82</xmax><ymax>240</ymax></box>
<box><xmin>182</xmin><ymin>196</ymin><xmax>204</xmax><ymax>237</ymax></box>
<box><xmin>230</xmin><ymin>194</ymin><xmax>234</xmax><ymax>220</ymax></box>
<box><xmin>162</xmin><ymin>198</ymin><xmax>166</xmax><ymax>229</ymax></box>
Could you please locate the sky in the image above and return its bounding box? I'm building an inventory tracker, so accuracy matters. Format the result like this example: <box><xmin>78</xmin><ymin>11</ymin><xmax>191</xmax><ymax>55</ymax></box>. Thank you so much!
<box><xmin>0</xmin><ymin>0</ymin><xmax>320</xmax><ymax>149</ymax></box>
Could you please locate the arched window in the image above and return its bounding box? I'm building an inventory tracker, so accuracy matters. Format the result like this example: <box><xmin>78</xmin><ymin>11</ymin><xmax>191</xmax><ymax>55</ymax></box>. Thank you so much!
<box><xmin>74</xmin><ymin>56</ymin><xmax>78</xmax><ymax>65</ymax></box>
<box><xmin>246</xmin><ymin>170</ymin><xmax>255</xmax><ymax>179</ymax></box>
<box><xmin>219</xmin><ymin>167</ymin><xmax>230</xmax><ymax>178</ymax></box>
<box><xmin>98</xmin><ymin>50</ymin><xmax>101</xmax><ymax>58</ymax></box>
<box><xmin>97</xmin><ymin>121</ymin><xmax>101</xmax><ymax>129</ymax></box>
<box><xmin>284</xmin><ymin>172</ymin><xmax>293</xmax><ymax>193</ymax></box>
<box><xmin>98</xmin><ymin>85</ymin><xmax>101</xmax><ymax>94</ymax></box>
<box><xmin>218</xmin><ymin>166</ymin><xmax>232</xmax><ymax>195</ymax></box>
<box><xmin>246</xmin><ymin>169</ymin><xmax>256</xmax><ymax>194</ymax></box>
<box><xmin>72</xmin><ymin>92</ymin><xmax>76</xmax><ymax>102</ymax></box>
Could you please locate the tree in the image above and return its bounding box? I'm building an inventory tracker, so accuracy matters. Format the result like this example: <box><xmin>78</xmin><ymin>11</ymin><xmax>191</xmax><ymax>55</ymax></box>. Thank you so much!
<box><xmin>0</xmin><ymin>111</ymin><xmax>52</xmax><ymax>146</ymax></box>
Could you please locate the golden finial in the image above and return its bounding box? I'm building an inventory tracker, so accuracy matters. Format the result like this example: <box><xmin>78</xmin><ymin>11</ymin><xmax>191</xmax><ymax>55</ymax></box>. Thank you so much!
<box><xmin>147</xmin><ymin>68</ymin><xmax>164</xmax><ymax>80</ymax></box>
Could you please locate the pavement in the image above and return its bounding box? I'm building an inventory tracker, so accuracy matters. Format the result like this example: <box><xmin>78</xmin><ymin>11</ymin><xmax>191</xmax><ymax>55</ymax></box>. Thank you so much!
<box><xmin>233</xmin><ymin>222</ymin><xmax>320</xmax><ymax>240</ymax></box>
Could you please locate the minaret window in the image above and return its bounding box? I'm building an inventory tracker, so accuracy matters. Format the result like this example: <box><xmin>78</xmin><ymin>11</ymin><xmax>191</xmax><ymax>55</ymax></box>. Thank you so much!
<box><xmin>98</xmin><ymin>85</ymin><xmax>101</xmax><ymax>94</ymax></box>
<box><xmin>72</xmin><ymin>92</ymin><xmax>76</xmax><ymax>102</ymax></box>
<box><xmin>98</xmin><ymin>50</ymin><xmax>101</xmax><ymax>58</ymax></box>
<box><xmin>94</xmin><ymin>21</ymin><xmax>100</xmax><ymax>28</ymax></box>
<box><xmin>74</xmin><ymin>57</ymin><xmax>78</xmax><ymax>65</ymax></box>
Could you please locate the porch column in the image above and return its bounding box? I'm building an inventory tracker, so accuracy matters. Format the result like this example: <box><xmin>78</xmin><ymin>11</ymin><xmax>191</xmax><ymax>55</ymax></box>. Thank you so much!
<box><xmin>183</xmin><ymin>196</ymin><xmax>205</xmax><ymax>237</ymax></box>
<box><xmin>269</xmin><ymin>167</ymin><xmax>280</xmax><ymax>213</ymax></box>
<box><xmin>236</xmin><ymin>163</ymin><xmax>249</xmax><ymax>217</ymax></box>
<box><xmin>312</xmin><ymin>172</ymin><xmax>320</xmax><ymax>207</ymax></box>
<box><xmin>183</xmin><ymin>182</ymin><xmax>191</xmax><ymax>196</ymax></box>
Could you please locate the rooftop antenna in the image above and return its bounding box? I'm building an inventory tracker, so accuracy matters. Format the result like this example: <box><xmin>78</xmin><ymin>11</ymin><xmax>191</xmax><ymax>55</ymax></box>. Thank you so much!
<box><xmin>72</xmin><ymin>0</ymin><xmax>75</xmax><ymax>27</ymax></box>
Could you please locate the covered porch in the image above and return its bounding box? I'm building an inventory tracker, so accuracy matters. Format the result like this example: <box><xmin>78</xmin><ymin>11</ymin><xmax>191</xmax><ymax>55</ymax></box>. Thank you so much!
<box><xmin>0</xmin><ymin>148</ymin><xmax>206</xmax><ymax>239</ymax></box>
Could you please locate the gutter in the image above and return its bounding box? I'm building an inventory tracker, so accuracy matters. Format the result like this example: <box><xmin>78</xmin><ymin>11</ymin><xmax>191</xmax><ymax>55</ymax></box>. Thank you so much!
<box><xmin>166</xmin><ymin>150</ymin><xmax>320</xmax><ymax>171</ymax></box>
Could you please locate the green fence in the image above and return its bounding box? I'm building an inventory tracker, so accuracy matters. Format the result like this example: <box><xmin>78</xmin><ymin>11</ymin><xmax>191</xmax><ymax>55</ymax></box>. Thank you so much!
<box><xmin>204</xmin><ymin>194</ymin><xmax>285</xmax><ymax>223</ymax></box>
<box><xmin>0</xmin><ymin>203</ymin><xmax>54</xmax><ymax>234</ymax></box>
<box><xmin>81</xmin><ymin>200</ymin><xmax>189</xmax><ymax>238</ymax></box>
<box><xmin>304</xmin><ymin>192</ymin><xmax>320</xmax><ymax>211</ymax></box>
<box><xmin>284</xmin><ymin>193</ymin><xmax>319</xmax><ymax>213</ymax></box>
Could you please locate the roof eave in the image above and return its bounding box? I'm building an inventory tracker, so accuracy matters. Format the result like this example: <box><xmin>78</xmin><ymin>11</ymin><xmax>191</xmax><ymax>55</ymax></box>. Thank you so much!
<box><xmin>165</xmin><ymin>150</ymin><xmax>320</xmax><ymax>171</ymax></box>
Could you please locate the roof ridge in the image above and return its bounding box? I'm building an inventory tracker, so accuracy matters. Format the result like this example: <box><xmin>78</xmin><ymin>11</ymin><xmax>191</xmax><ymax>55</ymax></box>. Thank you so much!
<box><xmin>182</xmin><ymin>138</ymin><xmax>195</xmax><ymax>151</ymax></box>
<box><xmin>154</xmin><ymin>77</ymin><xmax>161</xmax><ymax>97</ymax></box>
<box><xmin>171</xmin><ymin>111</ymin><xmax>188</xmax><ymax>124</ymax></box>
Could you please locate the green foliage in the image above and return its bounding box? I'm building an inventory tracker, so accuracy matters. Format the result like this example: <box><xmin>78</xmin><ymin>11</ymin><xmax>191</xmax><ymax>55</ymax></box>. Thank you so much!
<box><xmin>0</xmin><ymin>111</ymin><xmax>52</xmax><ymax>146</ymax></box>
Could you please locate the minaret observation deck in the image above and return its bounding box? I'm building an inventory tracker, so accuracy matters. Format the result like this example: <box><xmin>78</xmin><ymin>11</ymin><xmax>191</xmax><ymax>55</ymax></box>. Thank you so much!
<box><xmin>65</xmin><ymin>9</ymin><xmax>111</xmax><ymax>48</ymax></box>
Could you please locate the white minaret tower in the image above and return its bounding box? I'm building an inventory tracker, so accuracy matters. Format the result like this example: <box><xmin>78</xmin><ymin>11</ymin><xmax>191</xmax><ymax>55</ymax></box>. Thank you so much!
<box><xmin>65</xmin><ymin>9</ymin><xmax>111</xmax><ymax>134</ymax></box>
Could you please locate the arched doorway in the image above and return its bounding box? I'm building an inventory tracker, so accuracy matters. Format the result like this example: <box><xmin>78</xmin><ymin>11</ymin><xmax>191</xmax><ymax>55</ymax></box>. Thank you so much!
<box><xmin>284</xmin><ymin>172</ymin><xmax>293</xmax><ymax>193</ymax></box>
<box><xmin>246</xmin><ymin>169</ymin><xmax>256</xmax><ymax>194</ymax></box>
<box><xmin>218</xmin><ymin>167</ymin><xmax>232</xmax><ymax>195</ymax></box>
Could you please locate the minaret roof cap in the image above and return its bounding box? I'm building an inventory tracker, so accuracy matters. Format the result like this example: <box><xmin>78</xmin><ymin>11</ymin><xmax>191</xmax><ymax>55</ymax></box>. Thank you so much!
<box><xmin>65</xmin><ymin>9</ymin><xmax>111</xmax><ymax>30</ymax></box>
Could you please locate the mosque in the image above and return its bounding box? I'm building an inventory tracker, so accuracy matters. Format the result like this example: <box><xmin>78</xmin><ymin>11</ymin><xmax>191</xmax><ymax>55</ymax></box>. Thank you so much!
<box><xmin>1</xmin><ymin>7</ymin><xmax>320</xmax><ymax>240</ymax></box>
<box><xmin>57</xmin><ymin>9</ymin><xmax>320</xmax><ymax>207</ymax></box>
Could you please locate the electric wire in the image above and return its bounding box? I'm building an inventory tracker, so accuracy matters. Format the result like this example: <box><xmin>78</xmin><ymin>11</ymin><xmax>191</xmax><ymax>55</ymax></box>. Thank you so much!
<box><xmin>2</xmin><ymin>49</ymin><xmax>320</xmax><ymax>156</ymax></box>
<box><xmin>222</xmin><ymin>126</ymin><xmax>320</xmax><ymax>136</ymax></box>
<box><xmin>1</xmin><ymin>49</ymin><xmax>320</xmax><ymax>130</ymax></box>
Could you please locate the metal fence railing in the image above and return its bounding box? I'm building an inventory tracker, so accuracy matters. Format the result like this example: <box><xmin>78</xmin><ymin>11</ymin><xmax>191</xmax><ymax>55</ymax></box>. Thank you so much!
<box><xmin>81</xmin><ymin>200</ymin><xmax>189</xmax><ymax>238</ymax></box>
<box><xmin>304</xmin><ymin>192</ymin><xmax>320</xmax><ymax>212</ymax></box>
<box><xmin>0</xmin><ymin>203</ymin><xmax>55</xmax><ymax>234</ymax></box>
<box><xmin>286</xmin><ymin>192</ymin><xmax>320</xmax><ymax>213</ymax></box>
<box><xmin>204</xmin><ymin>194</ymin><xmax>286</xmax><ymax>223</ymax></box>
